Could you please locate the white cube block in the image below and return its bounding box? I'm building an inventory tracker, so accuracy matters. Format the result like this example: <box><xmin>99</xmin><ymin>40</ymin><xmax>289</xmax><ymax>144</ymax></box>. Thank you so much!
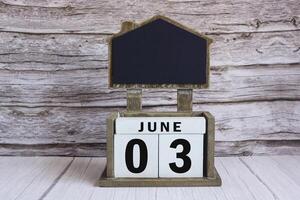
<box><xmin>115</xmin><ymin>117</ymin><xmax>206</xmax><ymax>134</ymax></box>
<box><xmin>114</xmin><ymin>134</ymin><xmax>158</xmax><ymax>178</ymax></box>
<box><xmin>159</xmin><ymin>134</ymin><xmax>204</xmax><ymax>178</ymax></box>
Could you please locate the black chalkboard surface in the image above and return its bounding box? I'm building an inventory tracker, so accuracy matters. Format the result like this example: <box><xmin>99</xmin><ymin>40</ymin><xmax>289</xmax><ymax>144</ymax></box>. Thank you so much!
<box><xmin>109</xmin><ymin>16</ymin><xmax>211</xmax><ymax>88</ymax></box>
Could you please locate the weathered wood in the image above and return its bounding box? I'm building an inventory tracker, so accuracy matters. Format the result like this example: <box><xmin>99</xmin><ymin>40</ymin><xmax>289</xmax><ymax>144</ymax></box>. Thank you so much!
<box><xmin>0</xmin><ymin>0</ymin><xmax>299</xmax><ymax>34</ymax></box>
<box><xmin>241</xmin><ymin>156</ymin><xmax>300</xmax><ymax>200</ymax></box>
<box><xmin>0</xmin><ymin>32</ymin><xmax>299</xmax><ymax>68</ymax></box>
<box><xmin>106</xmin><ymin>113</ymin><xmax>117</xmax><ymax>177</ymax></box>
<box><xmin>177</xmin><ymin>89</ymin><xmax>193</xmax><ymax>112</ymax></box>
<box><xmin>0</xmin><ymin>64</ymin><xmax>299</xmax><ymax>107</ymax></box>
<box><xmin>0</xmin><ymin>0</ymin><xmax>299</xmax><ymax>156</ymax></box>
<box><xmin>0</xmin><ymin>33</ymin><xmax>108</xmax><ymax>71</ymax></box>
<box><xmin>0</xmin><ymin>101</ymin><xmax>299</xmax><ymax>144</ymax></box>
<box><xmin>98</xmin><ymin>169</ymin><xmax>221</xmax><ymax>187</ymax></box>
<box><xmin>214</xmin><ymin>157</ymin><xmax>276</xmax><ymax>199</ymax></box>
<box><xmin>44</xmin><ymin>157</ymin><xmax>107</xmax><ymax>200</ymax></box>
<box><xmin>0</xmin><ymin>101</ymin><xmax>299</xmax><ymax>156</ymax></box>
<box><xmin>0</xmin><ymin>106</ymin><xmax>109</xmax><ymax>144</ymax></box>
<box><xmin>6</xmin><ymin>156</ymin><xmax>294</xmax><ymax>199</ymax></box>
<box><xmin>271</xmin><ymin>156</ymin><xmax>300</xmax><ymax>185</ymax></box>
<box><xmin>204</xmin><ymin>112</ymin><xmax>215</xmax><ymax>177</ymax></box>
<box><xmin>0</xmin><ymin>157</ymin><xmax>72</xmax><ymax>199</ymax></box>
<box><xmin>0</xmin><ymin>143</ymin><xmax>105</xmax><ymax>156</ymax></box>
<box><xmin>0</xmin><ymin>141</ymin><xmax>299</xmax><ymax>157</ymax></box>
<box><xmin>127</xmin><ymin>89</ymin><xmax>142</xmax><ymax>111</ymax></box>
<box><xmin>216</xmin><ymin>140</ymin><xmax>300</xmax><ymax>156</ymax></box>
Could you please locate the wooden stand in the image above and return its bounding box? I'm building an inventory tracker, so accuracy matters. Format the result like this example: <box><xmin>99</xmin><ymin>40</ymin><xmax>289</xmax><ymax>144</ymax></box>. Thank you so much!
<box><xmin>98</xmin><ymin>89</ymin><xmax>222</xmax><ymax>187</ymax></box>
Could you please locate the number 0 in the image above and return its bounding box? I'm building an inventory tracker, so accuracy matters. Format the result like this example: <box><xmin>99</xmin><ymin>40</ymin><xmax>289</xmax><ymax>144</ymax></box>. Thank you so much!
<box><xmin>169</xmin><ymin>139</ymin><xmax>192</xmax><ymax>173</ymax></box>
<box><xmin>125</xmin><ymin>139</ymin><xmax>148</xmax><ymax>173</ymax></box>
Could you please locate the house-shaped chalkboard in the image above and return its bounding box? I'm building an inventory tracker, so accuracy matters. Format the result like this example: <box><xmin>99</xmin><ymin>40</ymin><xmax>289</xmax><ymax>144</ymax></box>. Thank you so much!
<box><xmin>99</xmin><ymin>16</ymin><xmax>221</xmax><ymax>187</ymax></box>
<box><xmin>109</xmin><ymin>15</ymin><xmax>212</xmax><ymax>88</ymax></box>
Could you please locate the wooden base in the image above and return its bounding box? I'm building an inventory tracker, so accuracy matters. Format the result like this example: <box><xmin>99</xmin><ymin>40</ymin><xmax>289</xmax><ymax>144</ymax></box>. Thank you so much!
<box><xmin>98</xmin><ymin>167</ymin><xmax>222</xmax><ymax>187</ymax></box>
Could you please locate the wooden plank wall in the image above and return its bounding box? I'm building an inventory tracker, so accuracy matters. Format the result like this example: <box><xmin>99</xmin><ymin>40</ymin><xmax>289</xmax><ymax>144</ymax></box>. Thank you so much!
<box><xmin>0</xmin><ymin>0</ymin><xmax>299</xmax><ymax>156</ymax></box>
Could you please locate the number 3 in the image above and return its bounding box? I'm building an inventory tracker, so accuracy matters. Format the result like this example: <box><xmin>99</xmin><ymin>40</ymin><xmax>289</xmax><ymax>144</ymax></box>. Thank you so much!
<box><xmin>169</xmin><ymin>139</ymin><xmax>191</xmax><ymax>173</ymax></box>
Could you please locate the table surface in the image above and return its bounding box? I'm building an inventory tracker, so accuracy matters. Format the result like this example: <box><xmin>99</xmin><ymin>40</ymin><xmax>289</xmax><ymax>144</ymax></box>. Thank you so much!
<box><xmin>0</xmin><ymin>156</ymin><xmax>299</xmax><ymax>200</ymax></box>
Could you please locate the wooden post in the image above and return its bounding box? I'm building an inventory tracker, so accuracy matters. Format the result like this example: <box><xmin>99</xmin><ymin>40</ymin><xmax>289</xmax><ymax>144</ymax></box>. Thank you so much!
<box><xmin>127</xmin><ymin>89</ymin><xmax>142</xmax><ymax>111</ymax></box>
<box><xmin>177</xmin><ymin>89</ymin><xmax>193</xmax><ymax>112</ymax></box>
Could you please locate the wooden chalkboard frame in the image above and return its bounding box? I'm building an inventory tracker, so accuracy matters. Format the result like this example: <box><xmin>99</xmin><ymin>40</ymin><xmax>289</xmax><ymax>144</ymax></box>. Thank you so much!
<box><xmin>98</xmin><ymin>111</ymin><xmax>221</xmax><ymax>187</ymax></box>
<box><xmin>108</xmin><ymin>15</ymin><xmax>213</xmax><ymax>89</ymax></box>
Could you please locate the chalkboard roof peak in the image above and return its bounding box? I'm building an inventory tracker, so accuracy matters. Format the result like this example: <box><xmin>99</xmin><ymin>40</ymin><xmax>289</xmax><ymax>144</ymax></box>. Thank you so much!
<box><xmin>111</xmin><ymin>15</ymin><xmax>212</xmax><ymax>43</ymax></box>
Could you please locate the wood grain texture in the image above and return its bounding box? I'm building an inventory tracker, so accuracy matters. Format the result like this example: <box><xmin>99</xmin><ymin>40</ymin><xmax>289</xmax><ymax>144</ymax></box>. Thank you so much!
<box><xmin>0</xmin><ymin>0</ymin><xmax>299</xmax><ymax>156</ymax></box>
<box><xmin>1</xmin><ymin>31</ymin><xmax>299</xmax><ymax>68</ymax></box>
<box><xmin>177</xmin><ymin>89</ymin><xmax>193</xmax><ymax>112</ymax></box>
<box><xmin>1</xmin><ymin>141</ymin><xmax>298</xmax><ymax>157</ymax></box>
<box><xmin>0</xmin><ymin>157</ymin><xmax>73</xmax><ymax>199</ymax></box>
<box><xmin>0</xmin><ymin>143</ymin><xmax>106</xmax><ymax>156</ymax></box>
<box><xmin>0</xmin><ymin>64</ymin><xmax>299</xmax><ymax>107</ymax></box>
<box><xmin>127</xmin><ymin>89</ymin><xmax>142</xmax><ymax>111</ymax></box>
<box><xmin>44</xmin><ymin>157</ymin><xmax>106</xmax><ymax>200</ymax></box>
<box><xmin>0</xmin><ymin>102</ymin><xmax>299</xmax><ymax>144</ymax></box>
<box><xmin>1</xmin><ymin>156</ymin><xmax>293</xmax><ymax>200</ymax></box>
<box><xmin>0</xmin><ymin>101</ymin><xmax>299</xmax><ymax>156</ymax></box>
<box><xmin>0</xmin><ymin>0</ymin><xmax>299</xmax><ymax>34</ymax></box>
<box><xmin>271</xmin><ymin>155</ymin><xmax>300</xmax><ymax>185</ymax></box>
<box><xmin>241</xmin><ymin>156</ymin><xmax>300</xmax><ymax>200</ymax></box>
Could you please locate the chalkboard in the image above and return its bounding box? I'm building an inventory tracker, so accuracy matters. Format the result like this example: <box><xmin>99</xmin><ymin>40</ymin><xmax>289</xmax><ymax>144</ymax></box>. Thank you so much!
<box><xmin>109</xmin><ymin>16</ymin><xmax>211</xmax><ymax>88</ymax></box>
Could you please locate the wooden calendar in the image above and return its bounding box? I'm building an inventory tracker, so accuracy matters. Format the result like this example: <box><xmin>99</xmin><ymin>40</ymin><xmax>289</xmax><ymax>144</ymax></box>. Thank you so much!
<box><xmin>98</xmin><ymin>15</ymin><xmax>222</xmax><ymax>187</ymax></box>
<box><xmin>114</xmin><ymin>116</ymin><xmax>206</xmax><ymax>178</ymax></box>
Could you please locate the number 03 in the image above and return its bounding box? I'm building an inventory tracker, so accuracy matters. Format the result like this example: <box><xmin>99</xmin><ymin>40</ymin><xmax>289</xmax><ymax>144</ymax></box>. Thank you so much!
<box><xmin>125</xmin><ymin>138</ymin><xmax>192</xmax><ymax>173</ymax></box>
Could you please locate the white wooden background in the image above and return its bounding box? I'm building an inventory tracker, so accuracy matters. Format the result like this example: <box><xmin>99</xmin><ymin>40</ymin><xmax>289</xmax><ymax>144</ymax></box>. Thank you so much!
<box><xmin>0</xmin><ymin>0</ymin><xmax>299</xmax><ymax>156</ymax></box>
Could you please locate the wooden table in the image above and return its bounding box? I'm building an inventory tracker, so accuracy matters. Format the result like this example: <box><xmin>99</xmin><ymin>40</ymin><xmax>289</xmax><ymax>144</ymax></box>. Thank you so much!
<box><xmin>0</xmin><ymin>156</ymin><xmax>299</xmax><ymax>200</ymax></box>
